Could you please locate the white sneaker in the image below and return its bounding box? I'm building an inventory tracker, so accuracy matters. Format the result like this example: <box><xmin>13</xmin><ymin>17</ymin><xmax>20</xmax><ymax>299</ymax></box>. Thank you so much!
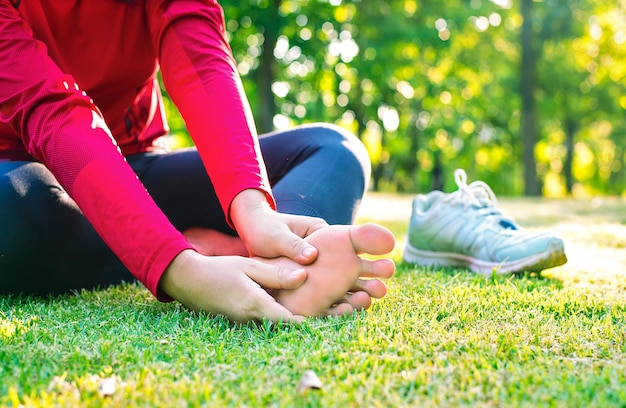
<box><xmin>402</xmin><ymin>169</ymin><xmax>567</xmax><ymax>275</ymax></box>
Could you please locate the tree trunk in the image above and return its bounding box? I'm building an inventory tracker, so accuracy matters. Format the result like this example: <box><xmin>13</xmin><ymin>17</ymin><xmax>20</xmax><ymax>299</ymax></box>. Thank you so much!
<box><xmin>256</xmin><ymin>0</ymin><xmax>281</xmax><ymax>134</ymax></box>
<box><xmin>563</xmin><ymin>116</ymin><xmax>576</xmax><ymax>195</ymax></box>
<box><xmin>520</xmin><ymin>0</ymin><xmax>541</xmax><ymax>196</ymax></box>
<box><xmin>431</xmin><ymin>151</ymin><xmax>444</xmax><ymax>191</ymax></box>
<box><xmin>406</xmin><ymin>121</ymin><xmax>419</xmax><ymax>193</ymax></box>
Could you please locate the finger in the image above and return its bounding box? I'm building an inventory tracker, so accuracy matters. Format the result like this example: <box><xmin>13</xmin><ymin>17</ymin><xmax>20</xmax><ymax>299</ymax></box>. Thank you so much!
<box><xmin>254</xmin><ymin>299</ymin><xmax>304</xmax><ymax>324</ymax></box>
<box><xmin>277</xmin><ymin>231</ymin><xmax>319</xmax><ymax>265</ymax></box>
<box><xmin>239</xmin><ymin>288</ymin><xmax>305</xmax><ymax>324</ymax></box>
<box><xmin>302</xmin><ymin>217</ymin><xmax>328</xmax><ymax>236</ymax></box>
<box><xmin>286</xmin><ymin>214</ymin><xmax>328</xmax><ymax>237</ymax></box>
<box><xmin>244</xmin><ymin>260</ymin><xmax>308</xmax><ymax>290</ymax></box>
<box><xmin>357</xmin><ymin>258</ymin><xmax>396</xmax><ymax>279</ymax></box>
<box><xmin>350</xmin><ymin>278</ymin><xmax>388</xmax><ymax>299</ymax></box>
<box><xmin>348</xmin><ymin>223</ymin><xmax>396</xmax><ymax>255</ymax></box>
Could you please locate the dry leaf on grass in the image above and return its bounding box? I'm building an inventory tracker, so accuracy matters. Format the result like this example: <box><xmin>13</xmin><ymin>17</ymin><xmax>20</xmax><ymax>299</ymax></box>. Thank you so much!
<box><xmin>296</xmin><ymin>370</ymin><xmax>322</xmax><ymax>394</ymax></box>
<box><xmin>97</xmin><ymin>377</ymin><xmax>117</xmax><ymax>397</ymax></box>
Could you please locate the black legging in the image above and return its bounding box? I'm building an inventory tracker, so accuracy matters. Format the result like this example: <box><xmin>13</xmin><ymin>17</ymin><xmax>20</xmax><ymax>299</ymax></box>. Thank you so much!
<box><xmin>0</xmin><ymin>123</ymin><xmax>370</xmax><ymax>295</ymax></box>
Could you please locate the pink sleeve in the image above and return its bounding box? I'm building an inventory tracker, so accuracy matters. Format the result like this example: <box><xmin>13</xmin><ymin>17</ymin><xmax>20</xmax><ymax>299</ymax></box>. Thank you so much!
<box><xmin>146</xmin><ymin>0</ymin><xmax>276</xmax><ymax>224</ymax></box>
<box><xmin>0</xmin><ymin>2</ymin><xmax>192</xmax><ymax>300</ymax></box>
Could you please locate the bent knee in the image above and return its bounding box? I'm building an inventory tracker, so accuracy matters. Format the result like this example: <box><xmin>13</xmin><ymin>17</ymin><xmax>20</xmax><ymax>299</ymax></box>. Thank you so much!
<box><xmin>302</xmin><ymin>123</ymin><xmax>371</xmax><ymax>178</ymax></box>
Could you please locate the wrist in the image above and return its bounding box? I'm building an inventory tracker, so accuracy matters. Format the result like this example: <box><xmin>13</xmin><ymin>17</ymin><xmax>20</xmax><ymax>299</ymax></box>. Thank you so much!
<box><xmin>230</xmin><ymin>189</ymin><xmax>273</xmax><ymax>229</ymax></box>
<box><xmin>159</xmin><ymin>249</ymin><xmax>197</xmax><ymax>302</ymax></box>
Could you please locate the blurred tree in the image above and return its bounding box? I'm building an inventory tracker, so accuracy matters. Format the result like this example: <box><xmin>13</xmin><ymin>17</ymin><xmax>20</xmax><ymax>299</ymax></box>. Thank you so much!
<box><xmin>521</xmin><ymin>0</ymin><xmax>540</xmax><ymax>195</ymax></box>
<box><xmin>160</xmin><ymin>0</ymin><xmax>626</xmax><ymax>197</ymax></box>
<box><xmin>534</xmin><ymin>0</ymin><xmax>626</xmax><ymax>195</ymax></box>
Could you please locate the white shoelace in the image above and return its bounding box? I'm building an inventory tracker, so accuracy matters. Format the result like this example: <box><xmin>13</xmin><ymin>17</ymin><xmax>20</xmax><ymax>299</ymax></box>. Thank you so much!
<box><xmin>443</xmin><ymin>169</ymin><xmax>517</xmax><ymax>229</ymax></box>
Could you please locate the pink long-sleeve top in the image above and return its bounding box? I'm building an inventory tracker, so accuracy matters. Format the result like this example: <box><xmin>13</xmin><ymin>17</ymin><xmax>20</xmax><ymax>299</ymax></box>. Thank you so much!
<box><xmin>0</xmin><ymin>0</ymin><xmax>275</xmax><ymax>300</ymax></box>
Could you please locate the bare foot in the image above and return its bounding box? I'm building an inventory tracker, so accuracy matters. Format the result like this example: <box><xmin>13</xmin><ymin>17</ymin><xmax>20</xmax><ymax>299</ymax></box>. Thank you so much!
<box><xmin>183</xmin><ymin>228</ymin><xmax>248</xmax><ymax>257</ymax></box>
<box><xmin>264</xmin><ymin>223</ymin><xmax>396</xmax><ymax>317</ymax></box>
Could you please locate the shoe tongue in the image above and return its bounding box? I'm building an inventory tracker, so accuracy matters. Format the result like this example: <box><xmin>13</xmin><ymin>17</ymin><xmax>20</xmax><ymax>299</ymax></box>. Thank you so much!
<box><xmin>468</xmin><ymin>184</ymin><xmax>494</xmax><ymax>206</ymax></box>
<box><xmin>466</xmin><ymin>184</ymin><xmax>519</xmax><ymax>230</ymax></box>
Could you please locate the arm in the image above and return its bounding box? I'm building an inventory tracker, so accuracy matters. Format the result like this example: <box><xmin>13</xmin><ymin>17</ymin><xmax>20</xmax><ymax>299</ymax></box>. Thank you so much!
<box><xmin>143</xmin><ymin>1</ymin><xmax>393</xmax><ymax>318</ymax></box>
<box><xmin>0</xmin><ymin>2</ymin><xmax>313</xmax><ymax>322</ymax></box>
<box><xmin>149</xmin><ymin>0</ymin><xmax>274</xmax><ymax>222</ymax></box>
<box><xmin>0</xmin><ymin>2</ymin><xmax>192</xmax><ymax>299</ymax></box>
<box><xmin>149</xmin><ymin>0</ymin><xmax>325</xmax><ymax>262</ymax></box>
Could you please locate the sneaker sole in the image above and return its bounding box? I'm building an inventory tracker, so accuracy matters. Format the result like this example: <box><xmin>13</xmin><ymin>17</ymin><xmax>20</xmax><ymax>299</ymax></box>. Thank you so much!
<box><xmin>402</xmin><ymin>240</ymin><xmax>567</xmax><ymax>275</ymax></box>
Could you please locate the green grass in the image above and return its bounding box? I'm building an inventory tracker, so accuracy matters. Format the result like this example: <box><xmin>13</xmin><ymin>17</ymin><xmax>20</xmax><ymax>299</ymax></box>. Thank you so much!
<box><xmin>2</xmin><ymin>194</ymin><xmax>626</xmax><ymax>407</ymax></box>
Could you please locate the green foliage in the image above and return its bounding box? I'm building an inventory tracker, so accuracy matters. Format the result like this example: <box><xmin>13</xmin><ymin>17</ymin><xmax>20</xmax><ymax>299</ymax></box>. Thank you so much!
<box><xmin>162</xmin><ymin>0</ymin><xmax>626</xmax><ymax>196</ymax></box>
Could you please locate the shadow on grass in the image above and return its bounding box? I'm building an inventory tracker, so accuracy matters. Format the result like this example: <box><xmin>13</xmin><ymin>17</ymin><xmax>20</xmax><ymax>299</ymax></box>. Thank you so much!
<box><xmin>0</xmin><ymin>281</ymin><xmax>184</xmax><ymax>325</ymax></box>
<box><xmin>396</xmin><ymin>261</ymin><xmax>565</xmax><ymax>292</ymax></box>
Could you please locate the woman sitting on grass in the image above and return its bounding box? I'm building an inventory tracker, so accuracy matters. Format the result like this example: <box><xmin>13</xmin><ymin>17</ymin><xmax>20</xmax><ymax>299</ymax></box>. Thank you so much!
<box><xmin>0</xmin><ymin>0</ymin><xmax>395</xmax><ymax>322</ymax></box>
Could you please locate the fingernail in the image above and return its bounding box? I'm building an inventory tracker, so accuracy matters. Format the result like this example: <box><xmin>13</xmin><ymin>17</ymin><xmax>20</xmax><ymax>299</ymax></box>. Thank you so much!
<box><xmin>290</xmin><ymin>269</ymin><xmax>306</xmax><ymax>279</ymax></box>
<box><xmin>302</xmin><ymin>246</ymin><xmax>315</xmax><ymax>258</ymax></box>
